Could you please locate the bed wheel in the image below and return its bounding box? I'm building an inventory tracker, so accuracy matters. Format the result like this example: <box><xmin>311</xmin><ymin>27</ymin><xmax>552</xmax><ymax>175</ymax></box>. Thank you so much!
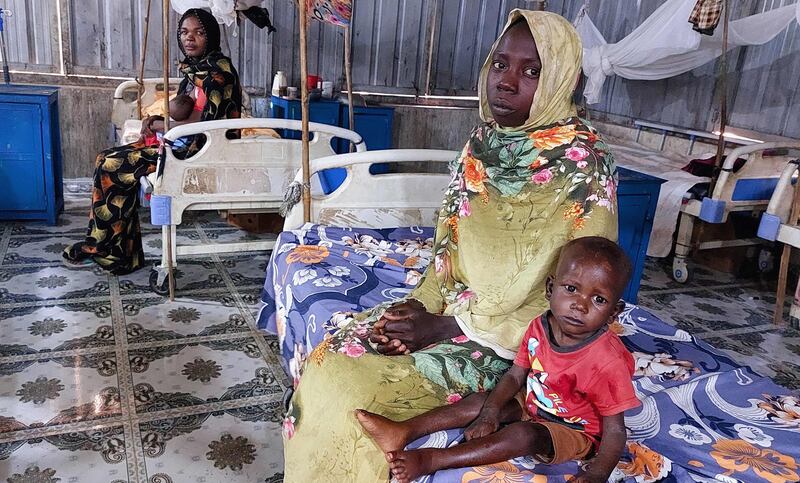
<box><xmin>149</xmin><ymin>268</ymin><xmax>171</xmax><ymax>296</ymax></box>
<box><xmin>758</xmin><ymin>248</ymin><xmax>774</xmax><ymax>273</ymax></box>
<box><xmin>672</xmin><ymin>258</ymin><xmax>690</xmax><ymax>283</ymax></box>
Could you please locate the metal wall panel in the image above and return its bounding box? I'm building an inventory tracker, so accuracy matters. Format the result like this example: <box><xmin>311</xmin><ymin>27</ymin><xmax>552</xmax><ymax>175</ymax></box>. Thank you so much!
<box><xmin>8</xmin><ymin>0</ymin><xmax>800</xmax><ymax>138</ymax></box>
<box><xmin>1</xmin><ymin>0</ymin><xmax>57</xmax><ymax>72</ymax></box>
<box><xmin>728</xmin><ymin>0</ymin><xmax>800</xmax><ymax>137</ymax></box>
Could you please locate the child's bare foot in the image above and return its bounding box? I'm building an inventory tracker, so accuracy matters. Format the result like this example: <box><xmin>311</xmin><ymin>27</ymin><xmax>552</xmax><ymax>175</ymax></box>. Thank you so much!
<box><xmin>386</xmin><ymin>449</ymin><xmax>434</xmax><ymax>483</ymax></box>
<box><xmin>355</xmin><ymin>409</ymin><xmax>412</xmax><ymax>453</ymax></box>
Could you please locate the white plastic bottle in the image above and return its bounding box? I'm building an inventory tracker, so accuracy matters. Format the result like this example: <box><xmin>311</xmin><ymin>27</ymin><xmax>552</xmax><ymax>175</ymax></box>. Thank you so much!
<box><xmin>272</xmin><ymin>71</ymin><xmax>287</xmax><ymax>97</ymax></box>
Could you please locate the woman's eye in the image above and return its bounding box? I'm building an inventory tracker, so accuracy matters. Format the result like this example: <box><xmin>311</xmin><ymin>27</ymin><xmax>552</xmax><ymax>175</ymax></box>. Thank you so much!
<box><xmin>196</xmin><ymin>30</ymin><xmax>206</xmax><ymax>37</ymax></box>
<box><xmin>524</xmin><ymin>67</ymin><xmax>540</xmax><ymax>77</ymax></box>
<box><xmin>491</xmin><ymin>61</ymin><xmax>505</xmax><ymax>70</ymax></box>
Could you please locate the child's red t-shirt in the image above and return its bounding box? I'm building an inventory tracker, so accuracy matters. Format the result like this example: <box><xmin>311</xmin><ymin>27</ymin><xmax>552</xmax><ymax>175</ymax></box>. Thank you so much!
<box><xmin>512</xmin><ymin>313</ymin><xmax>640</xmax><ymax>444</ymax></box>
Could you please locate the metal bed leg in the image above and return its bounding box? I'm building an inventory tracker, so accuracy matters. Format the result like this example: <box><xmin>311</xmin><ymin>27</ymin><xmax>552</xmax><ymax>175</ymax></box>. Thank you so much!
<box><xmin>672</xmin><ymin>211</ymin><xmax>695</xmax><ymax>283</ymax></box>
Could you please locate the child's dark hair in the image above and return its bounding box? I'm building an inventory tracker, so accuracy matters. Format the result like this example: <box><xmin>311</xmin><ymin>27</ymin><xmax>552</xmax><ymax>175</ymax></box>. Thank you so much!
<box><xmin>559</xmin><ymin>236</ymin><xmax>633</xmax><ymax>296</ymax></box>
<box><xmin>172</xmin><ymin>94</ymin><xmax>194</xmax><ymax>107</ymax></box>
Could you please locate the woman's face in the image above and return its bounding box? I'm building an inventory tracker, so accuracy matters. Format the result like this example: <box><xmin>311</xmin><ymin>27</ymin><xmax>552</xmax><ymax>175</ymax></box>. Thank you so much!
<box><xmin>179</xmin><ymin>15</ymin><xmax>208</xmax><ymax>58</ymax></box>
<box><xmin>486</xmin><ymin>22</ymin><xmax>540</xmax><ymax>128</ymax></box>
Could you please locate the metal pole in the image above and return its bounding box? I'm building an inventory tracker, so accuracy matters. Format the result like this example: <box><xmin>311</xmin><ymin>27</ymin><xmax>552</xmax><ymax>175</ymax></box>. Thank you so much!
<box><xmin>298</xmin><ymin>0</ymin><xmax>311</xmax><ymax>222</ymax></box>
<box><xmin>0</xmin><ymin>9</ymin><xmax>12</xmax><ymax>84</ymax></box>
<box><xmin>708</xmin><ymin>0</ymin><xmax>729</xmax><ymax>196</ymax></box>
<box><xmin>163</xmin><ymin>0</ymin><xmax>175</xmax><ymax>300</ymax></box>
<box><xmin>137</xmin><ymin>0</ymin><xmax>153</xmax><ymax>119</ymax></box>
<box><xmin>344</xmin><ymin>25</ymin><xmax>355</xmax><ymax>152</ymax></box>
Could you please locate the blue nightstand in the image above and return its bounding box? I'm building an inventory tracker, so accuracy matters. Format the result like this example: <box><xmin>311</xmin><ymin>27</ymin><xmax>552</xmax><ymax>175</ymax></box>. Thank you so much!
<box><xmin>268</xmin><ymin>95</ymin><xmax>395</xmax><ymax>193</ymax></box>
<box><xmin>618</xmin><ymin>167</ymin><xmax>665</xmax><ymax>303</ymax></box>
<box><xmin>0</xmin><ymin>85</ymin><xmax>63</xmax><ymax>225</ymax></box>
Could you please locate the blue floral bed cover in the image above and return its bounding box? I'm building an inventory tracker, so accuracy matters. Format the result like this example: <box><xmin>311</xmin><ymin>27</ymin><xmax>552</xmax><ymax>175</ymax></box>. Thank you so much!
<box><xmin>257</xmin><ymin>225</ymin><xmax>800</xmax><ymax>483</ymax></box>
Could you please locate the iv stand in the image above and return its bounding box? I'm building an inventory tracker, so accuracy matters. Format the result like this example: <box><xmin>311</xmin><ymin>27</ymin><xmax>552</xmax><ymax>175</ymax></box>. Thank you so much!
<box><xmin>0</xmin><ymin>9</ymin><xmax>12</xmax><ymax>84</ymax></box>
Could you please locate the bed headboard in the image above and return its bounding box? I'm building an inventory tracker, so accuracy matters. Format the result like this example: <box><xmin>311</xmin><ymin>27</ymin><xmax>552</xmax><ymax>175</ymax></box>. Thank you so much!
<box><xmin>283</xmin><ymin>149</ymin><xmax>459</xmax><ymax>230</ymax></box>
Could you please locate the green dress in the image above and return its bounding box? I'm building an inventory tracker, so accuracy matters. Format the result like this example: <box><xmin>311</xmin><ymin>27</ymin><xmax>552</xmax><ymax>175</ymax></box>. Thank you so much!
<box><xmin>283</xmin><ymin>118</ymin><xmax>619</xmax><ymax>482</ymax></box>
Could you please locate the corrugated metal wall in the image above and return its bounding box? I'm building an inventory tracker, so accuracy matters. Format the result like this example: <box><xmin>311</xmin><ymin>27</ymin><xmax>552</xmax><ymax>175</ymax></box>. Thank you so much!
<box><xmin>1</xmin><ymin>0</ymin><xmax>58</xmax><ymax>72</ymax></box>
<box><xmin>2</xmin><ymin>0</ymin><xmax>799</xmax><ymax>137</ymax></box>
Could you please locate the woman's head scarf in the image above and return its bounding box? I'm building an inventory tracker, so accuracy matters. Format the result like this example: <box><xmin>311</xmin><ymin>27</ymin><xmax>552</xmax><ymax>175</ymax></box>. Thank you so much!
<box><xmin>477</xmin><ymin>9</ymin><xmax>583</xmax><ymax>132</ymax></box>
<box><xmin>177</xmin><ymin>8</ymin><xmax>222</xmax><ymax>62</ymax></box>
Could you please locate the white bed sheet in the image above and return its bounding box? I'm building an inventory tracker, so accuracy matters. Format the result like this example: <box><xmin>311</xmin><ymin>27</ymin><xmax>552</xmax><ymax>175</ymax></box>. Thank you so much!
<box><xmin>608</xmin><ymin>140</ymin><xmax>709</xmax><ymax>258</ymax></box>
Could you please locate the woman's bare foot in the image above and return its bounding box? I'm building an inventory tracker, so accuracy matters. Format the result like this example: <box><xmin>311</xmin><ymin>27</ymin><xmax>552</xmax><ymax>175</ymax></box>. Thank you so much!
<box><xmin>386</xmin><ymin>449</ymin><xmax>435</xmax><ymax>483</ymax></box>
<box><xmin>355</xmin><ymin>409</ymin><xmax>412</xmax><ymax>453</ymax></box>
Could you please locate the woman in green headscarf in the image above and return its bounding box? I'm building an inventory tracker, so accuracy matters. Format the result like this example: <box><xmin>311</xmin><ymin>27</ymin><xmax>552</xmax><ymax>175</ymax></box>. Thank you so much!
<box><xmin>283</xmin><ymin>10</ymin><xmax>617</xmax><ymax>481</ymax></box>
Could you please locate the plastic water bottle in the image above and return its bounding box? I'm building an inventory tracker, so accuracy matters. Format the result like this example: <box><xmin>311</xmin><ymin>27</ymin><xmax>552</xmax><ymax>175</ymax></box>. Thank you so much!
<box><xmin>272</xmin><ymin>71</ymin><xmax>287</xmax><ymax>97</ymax></box>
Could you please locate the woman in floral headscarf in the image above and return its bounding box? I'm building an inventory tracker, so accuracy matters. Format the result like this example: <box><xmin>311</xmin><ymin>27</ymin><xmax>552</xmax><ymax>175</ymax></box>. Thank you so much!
<box><xmin>63</xmin><ymin>8</ymin><xmax>241</xmax><ymax>275</ymax></box>
<box><xmin>283</xmin><ymin>9</ymin><xmax>617</xmax><ymax>482</ymax></box>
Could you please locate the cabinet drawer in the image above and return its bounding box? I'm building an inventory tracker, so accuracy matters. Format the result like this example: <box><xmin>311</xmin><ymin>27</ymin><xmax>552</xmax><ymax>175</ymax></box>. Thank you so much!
<box><xmin>0</xmin><ymin>103</ymin><xmax>46</xmax><ymax>211</ymax></box>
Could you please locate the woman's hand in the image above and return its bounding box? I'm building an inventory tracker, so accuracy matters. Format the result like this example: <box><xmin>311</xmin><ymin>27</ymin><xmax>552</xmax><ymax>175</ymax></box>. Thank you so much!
<box><xmin>464</xmin><ymin>412</ymin><xmax>500</xmax><ymax>440</ymax></box>
<box><xmin>369</xmin><ymin>299</ymin><xmax>462</xmax><ymax>355</ymax></box>
<box><xmin>140</xmin><ymin>115</ymin><xmax>165</xmax><ymax>137</ymax></box>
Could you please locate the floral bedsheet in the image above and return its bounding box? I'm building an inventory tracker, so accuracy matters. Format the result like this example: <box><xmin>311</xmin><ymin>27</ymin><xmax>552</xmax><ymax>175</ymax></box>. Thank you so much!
<box><xmin>258</xmin><ymin>224</ymin><xmax>800</xmax><ymax>483</ymax></box>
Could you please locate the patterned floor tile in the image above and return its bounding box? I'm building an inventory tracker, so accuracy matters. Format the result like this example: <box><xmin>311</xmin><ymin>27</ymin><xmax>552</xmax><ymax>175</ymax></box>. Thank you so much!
<box><xmin>0</xmin><ymin>265</ymin><xmax>109</xmax><ymax>303</ymax></box>
<box><xmin>138</xmin><ymin>407</ymin><xmax>283</xmax><ymax>483</ymax></box>
<box><xmin>224</xmin><ymin>254</ymin><xmax>271</xmax><ymax>287</ymax></box>
<box><xmin>199</xmin><ymin>227</ymin><xmax>277</xmax><ymax>247</ymax></box>
<box><xmin>0</xmin><ymin>425</ymin><xmax>129</xmax><ymax>481</ymax></box>
<box><xmin>117</xmin><ymin>259</ymin><xmax>228</xmax><ymax>296</ymax></box>
<box><xmin>638</xmin><ymin>259</ymin><xmax>691</xmax><ymax>292</ymax></box>
<box><xmin>130</xmin><ymin>337</ymin><xmax>282</xmax><ymax>413</ymax></box>
<box><xmin>3</xmin><ymin>234</ymin><xmax>90</xmax><ymax>266</ymax></box>
<box><xmin>0</xmin><ymin>353</ymin><xmax>120</xmax><ymax>432</ymax></box>
<box><xmin>0</xmin><ymin>304</ymin><xmax>114</xmax><ymax>353</ymax></box>
<box><xmin>1</xmin><ymin>298</ymin><xmax>114</xmax><ymax>324</ymax></box>
<box><xmin>124</xmin><ymin>298</ymin><xmax>249</xmax><ymax>344</ymax></box>
<box><xmin>1</xmin><ymin>210</ymin><xmax>93</xmax><ymax>237</ymax></box>
<box><xmin>140</xmin><ymin>230</ymin><xmax>208</xmax><ymax>261</ymax></box>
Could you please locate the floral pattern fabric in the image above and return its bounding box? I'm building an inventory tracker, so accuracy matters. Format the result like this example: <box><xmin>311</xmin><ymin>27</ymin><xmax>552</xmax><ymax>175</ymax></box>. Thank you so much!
<box><xmin>259</xmin><ymin>225</ymin><xmax>800</xmax><ymax>482</ymax></box>
<box><xmin>306</xmin><ymin>0</ymin><xmax>352</xmax><ymax>27</ymax></box>
<box><xmin>413</xmin><ymin>117</ymin><xmax>618</xmax><ymax>356</ymax></box>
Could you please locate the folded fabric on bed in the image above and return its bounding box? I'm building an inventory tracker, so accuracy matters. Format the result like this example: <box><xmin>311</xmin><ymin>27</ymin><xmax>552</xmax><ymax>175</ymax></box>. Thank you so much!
<box><xmin>258</xmin><ymin>224</ymin><xmax>800</xmax><ymax>482</ymax></box>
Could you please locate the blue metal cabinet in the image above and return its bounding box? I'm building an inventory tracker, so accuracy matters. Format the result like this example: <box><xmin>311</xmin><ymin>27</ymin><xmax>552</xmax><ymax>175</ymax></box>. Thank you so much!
<box><xmin>0</xmin><ymin>85</ymin><xmax>63</xmax><ymax>225</ymax></box>
<box><xmin>618</xmin><ymin>167</ymin><xmax>665</xmax><ymax>303</ymax></box>
<box><xmin>269</xmin><ymin>96</ymin><xmax>341</xmax><ymax>140</ymax></box>
<box><xmin>268</xmin><ymin>96</ymin><xmax>395</xmax><ymax>193</ymax></box>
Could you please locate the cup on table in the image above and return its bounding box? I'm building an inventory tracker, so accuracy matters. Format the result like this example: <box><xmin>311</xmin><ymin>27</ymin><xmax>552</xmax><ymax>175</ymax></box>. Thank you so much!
<box><xmin>321</xmin><ymin>81</ymin><xmax>334</xmax><ymax>99</ymax></box>
<box><xmin>306</xmin><ymin>75</ymin><xmax>320</xmax><ymax>92</ymax></box>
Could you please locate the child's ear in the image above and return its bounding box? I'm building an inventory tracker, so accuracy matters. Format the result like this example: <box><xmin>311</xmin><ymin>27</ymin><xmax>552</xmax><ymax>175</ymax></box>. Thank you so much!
<box><xmin>545</xmin><ymin>275</ymin><xmax>554</xmax><ymax>300</ymax></box>
<box><xmin>610</xmin><ymin>300</ymin><xmax>625</xmax><ymax>323</ymax></box>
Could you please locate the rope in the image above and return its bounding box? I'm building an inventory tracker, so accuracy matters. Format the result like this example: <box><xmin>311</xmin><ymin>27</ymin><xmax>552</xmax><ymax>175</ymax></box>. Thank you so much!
<box><xmin>137</xmin><ymin>0</ymin><xmax>153</xmax><ymax>119</ymax></box>
<box><xmin>280</xmin><ymin>181</ymin><xmax>309</xmax><ymax>217</ymax></box>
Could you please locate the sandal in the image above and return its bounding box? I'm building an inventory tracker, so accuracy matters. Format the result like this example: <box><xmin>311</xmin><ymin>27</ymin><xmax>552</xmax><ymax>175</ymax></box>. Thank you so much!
<box><xmin>62</xmin><ymin>245</ymin><xmax>95</xmax><ymax>269</ymax></box>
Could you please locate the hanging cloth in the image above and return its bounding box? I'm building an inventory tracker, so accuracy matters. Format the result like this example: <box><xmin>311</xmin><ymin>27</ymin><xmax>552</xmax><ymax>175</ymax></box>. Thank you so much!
<box><xmin>577</xmin><ymin>0</ymin><xmax>800</xmax><ymax>104</ymax></box>
<box><xmin>688</xmin><ymin>0</ymin><xmax>724</xmax><ymax>36</ymax></box>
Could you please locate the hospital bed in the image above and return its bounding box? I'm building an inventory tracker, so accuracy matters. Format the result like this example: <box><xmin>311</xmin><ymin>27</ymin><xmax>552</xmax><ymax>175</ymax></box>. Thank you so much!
<box><xmin>282</xmin><ymin>149</ymin><xmax>456</xmax><ymax>230</ymax></box>
<box><xmin>757</xmin><ymin>159</ymin><xmax>800</xmax><ymax>245</ymax></box>
<box><xmin>147</xmin><ymin>118</ymin><xmax>364</xmax><ymax>294</ymax></box>
<box><xmin>260</xmin><ymin>151</ymin><xmax>800</xmax><ymax>482</ymax></box>
<box><xmin>672</xmin><ymin>142</ymin><xmax>800</xmax><ymax>282</ymax></box>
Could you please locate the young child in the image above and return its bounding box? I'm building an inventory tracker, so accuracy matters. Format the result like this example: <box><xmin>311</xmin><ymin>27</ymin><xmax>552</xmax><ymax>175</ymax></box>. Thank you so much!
<box><xmin>356</xmin><ymin>236</ymin><xmax>640</xmax><ymax>483</ymax></box>
<box><xmin>143</xmin><ymin>94</ymin><xmax>196</xmax><ymax>147</ymax></box>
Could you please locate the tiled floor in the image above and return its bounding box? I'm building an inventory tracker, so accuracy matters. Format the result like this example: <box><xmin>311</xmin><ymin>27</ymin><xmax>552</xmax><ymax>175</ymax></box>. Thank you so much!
<box><xmin>2</xmin><ymin>199</ymin><xmax>800</xmax><ymax>482</ymax></box>
<box><xmin>637</xmin><ymin>258</ymin><xmax>800</xmax><ymax>390</ymax></box>
<box><xmin>0</xmin><ymin>198</ymin><xmax>285</xmax><ymax>483</ymax></box>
